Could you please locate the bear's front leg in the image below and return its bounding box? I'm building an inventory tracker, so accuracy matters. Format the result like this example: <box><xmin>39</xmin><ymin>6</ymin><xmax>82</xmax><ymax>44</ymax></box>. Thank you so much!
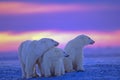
<box><xmin>41</xmin><ymin>62</ymin><xmax>51</xmax><ymax>77</ymax></box>
<box><xmin>25</xmin><ymin>64</ymin><xmax>34</xmax><ymax>78</ymax></box>
<box><xmin>74</xmin><ymin>60</ymin><xmax>85</xmax><ymax>71</ymax></box>
<box><xmin>76</xmin><ymin>65</ymin><xmax>85</xmax><ymax>72</ymax></box>
<box><xmin>32</xmin><ymin>67</ymin><xmax>39</xmax><ymax>78</ymax></box>
<box><xmin>43</xmin><ymin>67</ymin><xmax>51</xmax><ymax>77</ymax></box>
<box><xmin>54</xmin><ymin>62</ymin><xmax>62</xmax><ymax>76</ymax></box>
<box><xmin>75</xmin><ymin>53</ymin><xmax>85</xmax><ymax>72</ymax></box>
<box><xmin>75</xmin><ymin>59</ymin><xmax>85</xmax><ymax>71</ymax></box>
<box><xmin>61</xmin><ymin>62</ymin><xmax>65</xmax><ymax>75</ymax></box>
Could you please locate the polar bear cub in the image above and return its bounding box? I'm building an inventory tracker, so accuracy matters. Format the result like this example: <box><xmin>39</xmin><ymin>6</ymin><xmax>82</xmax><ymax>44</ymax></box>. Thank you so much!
<box><xmin>64</xmin><ymin>35</ymin><xmax>95</xmax><ymax>72</ymax></box>
<box><xmin>18</xmin><ymin>38</ymin><xmax>59</xmax><ymax>78</ymax></box>
<box><xmin>40</xmin><ymin>48</ymin><xmax>69</xmax><ymax>77</ymax></box>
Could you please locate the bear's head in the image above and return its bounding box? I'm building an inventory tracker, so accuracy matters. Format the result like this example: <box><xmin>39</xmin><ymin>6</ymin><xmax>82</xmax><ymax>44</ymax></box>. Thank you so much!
<box><xmin>75</xmin><ymin>34</ymin><xmax>95</xmax><ymax>47</ymax></box>
<box><xmin>40</xmin><ymin>38</ymin><xmax>59</xmax><ymax>49</ymax></box>
<box><xmin>31</xmin><ymin>38</ymin><xmax>59</xmax><ymax>55</ymax></box>
<box><xmin>54</xmin><ymin>48</ymin><xmax>69</xmax><ymax>59</ymax></box>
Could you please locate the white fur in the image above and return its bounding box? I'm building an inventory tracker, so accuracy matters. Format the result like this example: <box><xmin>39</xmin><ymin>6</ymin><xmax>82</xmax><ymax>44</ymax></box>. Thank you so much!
<box><xmin>40</xmin><ymin>48</ymin><xmax>69</xmax><ymax>77</ymax></box>
<box><xmin>64</xmin><ymin>35</ymin><xmax>95</xmax><ymax>72</ymax></box>
<box><xmin>18</xmin><ymin>38</ymin><xmax>59</xmax><ymax>78</ymax></box>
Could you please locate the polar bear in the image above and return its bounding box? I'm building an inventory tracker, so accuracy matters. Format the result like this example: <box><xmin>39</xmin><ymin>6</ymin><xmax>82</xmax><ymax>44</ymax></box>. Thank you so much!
<box><xmin>39</xmin><ymin>48</ymin><xmax>69</xmax><ymax>77</ymax></box>
<box><xmin>18</xmin><ymin>38</ymin><xmax>59</xmax><ymax>78</ymax></box>
<box><xmin>64</xmin><ymin>35</ymin><xmax>95</xmax><ymax>72</ymax></box>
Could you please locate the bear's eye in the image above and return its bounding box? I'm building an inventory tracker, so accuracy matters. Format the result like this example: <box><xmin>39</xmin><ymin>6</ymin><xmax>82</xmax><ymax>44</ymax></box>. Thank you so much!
<box><xmin>88</xmin><ymin>37</ymin><xmax>91</xmax><ymax>40</ymax></box>
<box><xmin>51</xmin><ymin>39</ymin><xmax>54</xmax><ymax>42</ymax></box>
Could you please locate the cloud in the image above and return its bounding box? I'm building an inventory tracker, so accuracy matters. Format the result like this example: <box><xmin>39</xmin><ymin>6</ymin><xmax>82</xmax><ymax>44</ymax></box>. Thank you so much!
<box><xmin>0</xmin><ymin>2</ymin><xmax>119</xmax><ymax>15</ymax></box>
<box><xmin>0</xmin><ymin>30</ymin><xmax>120</xmax><ymax>52</ymax></box>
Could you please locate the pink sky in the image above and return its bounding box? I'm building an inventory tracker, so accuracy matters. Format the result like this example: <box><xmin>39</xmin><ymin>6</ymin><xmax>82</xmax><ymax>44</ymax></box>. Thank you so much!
<box><xmin>0</xmin><ymin>30</ymin><xmax>120</xmax><ymax>52</ymax></box>
<box><xmin>0</xmin><ymin>2</ymin><xmax>119</xmax><ymax>15</ymax></box>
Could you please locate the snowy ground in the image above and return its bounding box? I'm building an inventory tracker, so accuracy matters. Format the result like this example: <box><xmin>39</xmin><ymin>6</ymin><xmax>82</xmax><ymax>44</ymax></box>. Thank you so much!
<box><xmin>0</xmin><ymin>54</ymin><xmax>120</xmax><ymax>80</ymax></box>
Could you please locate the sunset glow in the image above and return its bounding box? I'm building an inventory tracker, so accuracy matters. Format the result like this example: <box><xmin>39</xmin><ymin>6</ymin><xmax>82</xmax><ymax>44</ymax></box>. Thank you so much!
<box><xmin>0</xmin><ymin>1</ymin><xmax>120</xmax><ymax>52</ymax></box>
<box><xmin>0</xmin><ymin>30</ymin><xmax>120</xmax><ymax>52</ymax></box>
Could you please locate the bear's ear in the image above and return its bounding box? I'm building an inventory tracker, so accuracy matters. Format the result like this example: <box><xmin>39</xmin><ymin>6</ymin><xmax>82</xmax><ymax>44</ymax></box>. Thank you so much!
<box><xmin>80</xmin><ymin>34</ymin><xmax>86</xmax><ymax>38</ymax></box>
<box><xmin>76</xmin><ymin>34</ymin><xmax>85</xmax><ymax>39</ymax></box>
<box><xmin>87</xmin><ymin>37</ymin><xmax>91</xmax><ymax>40</ymax></box>
<box><xmin>41</xmin><ymin>40</ymin><xmax>46</xmax><ymax>43</ymax></box>
<box><xmin>80</xmin><ymin>34</ymin><xmax>85</xmax><ymax>36</ymax></box>
<box><xmin>78</xmin><ymin>35</ymin><xmax>87</xmax><ymax>44</ymax></box>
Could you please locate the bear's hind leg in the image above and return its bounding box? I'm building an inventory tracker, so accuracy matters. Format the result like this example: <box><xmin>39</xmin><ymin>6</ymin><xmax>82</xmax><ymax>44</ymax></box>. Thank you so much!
<box><xmin>64</xmin><ymin>58</ymin><xmax>74</xmax><ymax>72</ymax></box>
<box><xmin>21</xmin><ymin>62</ymin><xmax>26</xmax><ymax>78</ymax></box>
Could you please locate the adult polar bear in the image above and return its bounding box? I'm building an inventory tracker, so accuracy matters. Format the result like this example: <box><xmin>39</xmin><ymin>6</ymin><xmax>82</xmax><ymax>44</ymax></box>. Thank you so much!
<box><xmin>40</xmin><ymin>48</ymin><xmax>69</xmax><ymax>77</ymax></box>
<box><xmin>64</xmin><ymin>35</ymin><xmax>95</xmax><ymax>72</ymax></box>
<box><xmin>18</xmin><ymin>38</ymin><xmax>59</xmax><ymax>78</ymax></box>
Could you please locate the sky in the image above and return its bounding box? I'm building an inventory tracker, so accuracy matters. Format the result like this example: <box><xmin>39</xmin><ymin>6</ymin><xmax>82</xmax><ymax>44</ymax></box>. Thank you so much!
<box><xmin>0</xmin><ymin>0</ymin><xmax>120</xmax><ymax>52</ymax></box>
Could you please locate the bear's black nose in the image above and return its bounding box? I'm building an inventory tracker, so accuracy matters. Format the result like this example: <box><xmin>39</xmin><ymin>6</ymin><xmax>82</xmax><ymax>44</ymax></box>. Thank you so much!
<box><xmin>65</xmin><ymin>55</ymin><xmax>69</xmax><ymax>57</ymax></box>
<box><xmin>55</xmin><ymin>42</ymin><xmax>59</xmax><ymax>46</ymax></box>
<box><xmin>90</xmin><ymin>41</ymin><xmax>95</xmax><ymax>44</ymax></box>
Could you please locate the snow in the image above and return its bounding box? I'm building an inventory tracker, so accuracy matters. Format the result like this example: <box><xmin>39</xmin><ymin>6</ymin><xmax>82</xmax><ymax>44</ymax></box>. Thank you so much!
<box><xmin>0</xmin><ymin>52</ymin><xmax>120</xmax><ymax>80</ymax></box>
